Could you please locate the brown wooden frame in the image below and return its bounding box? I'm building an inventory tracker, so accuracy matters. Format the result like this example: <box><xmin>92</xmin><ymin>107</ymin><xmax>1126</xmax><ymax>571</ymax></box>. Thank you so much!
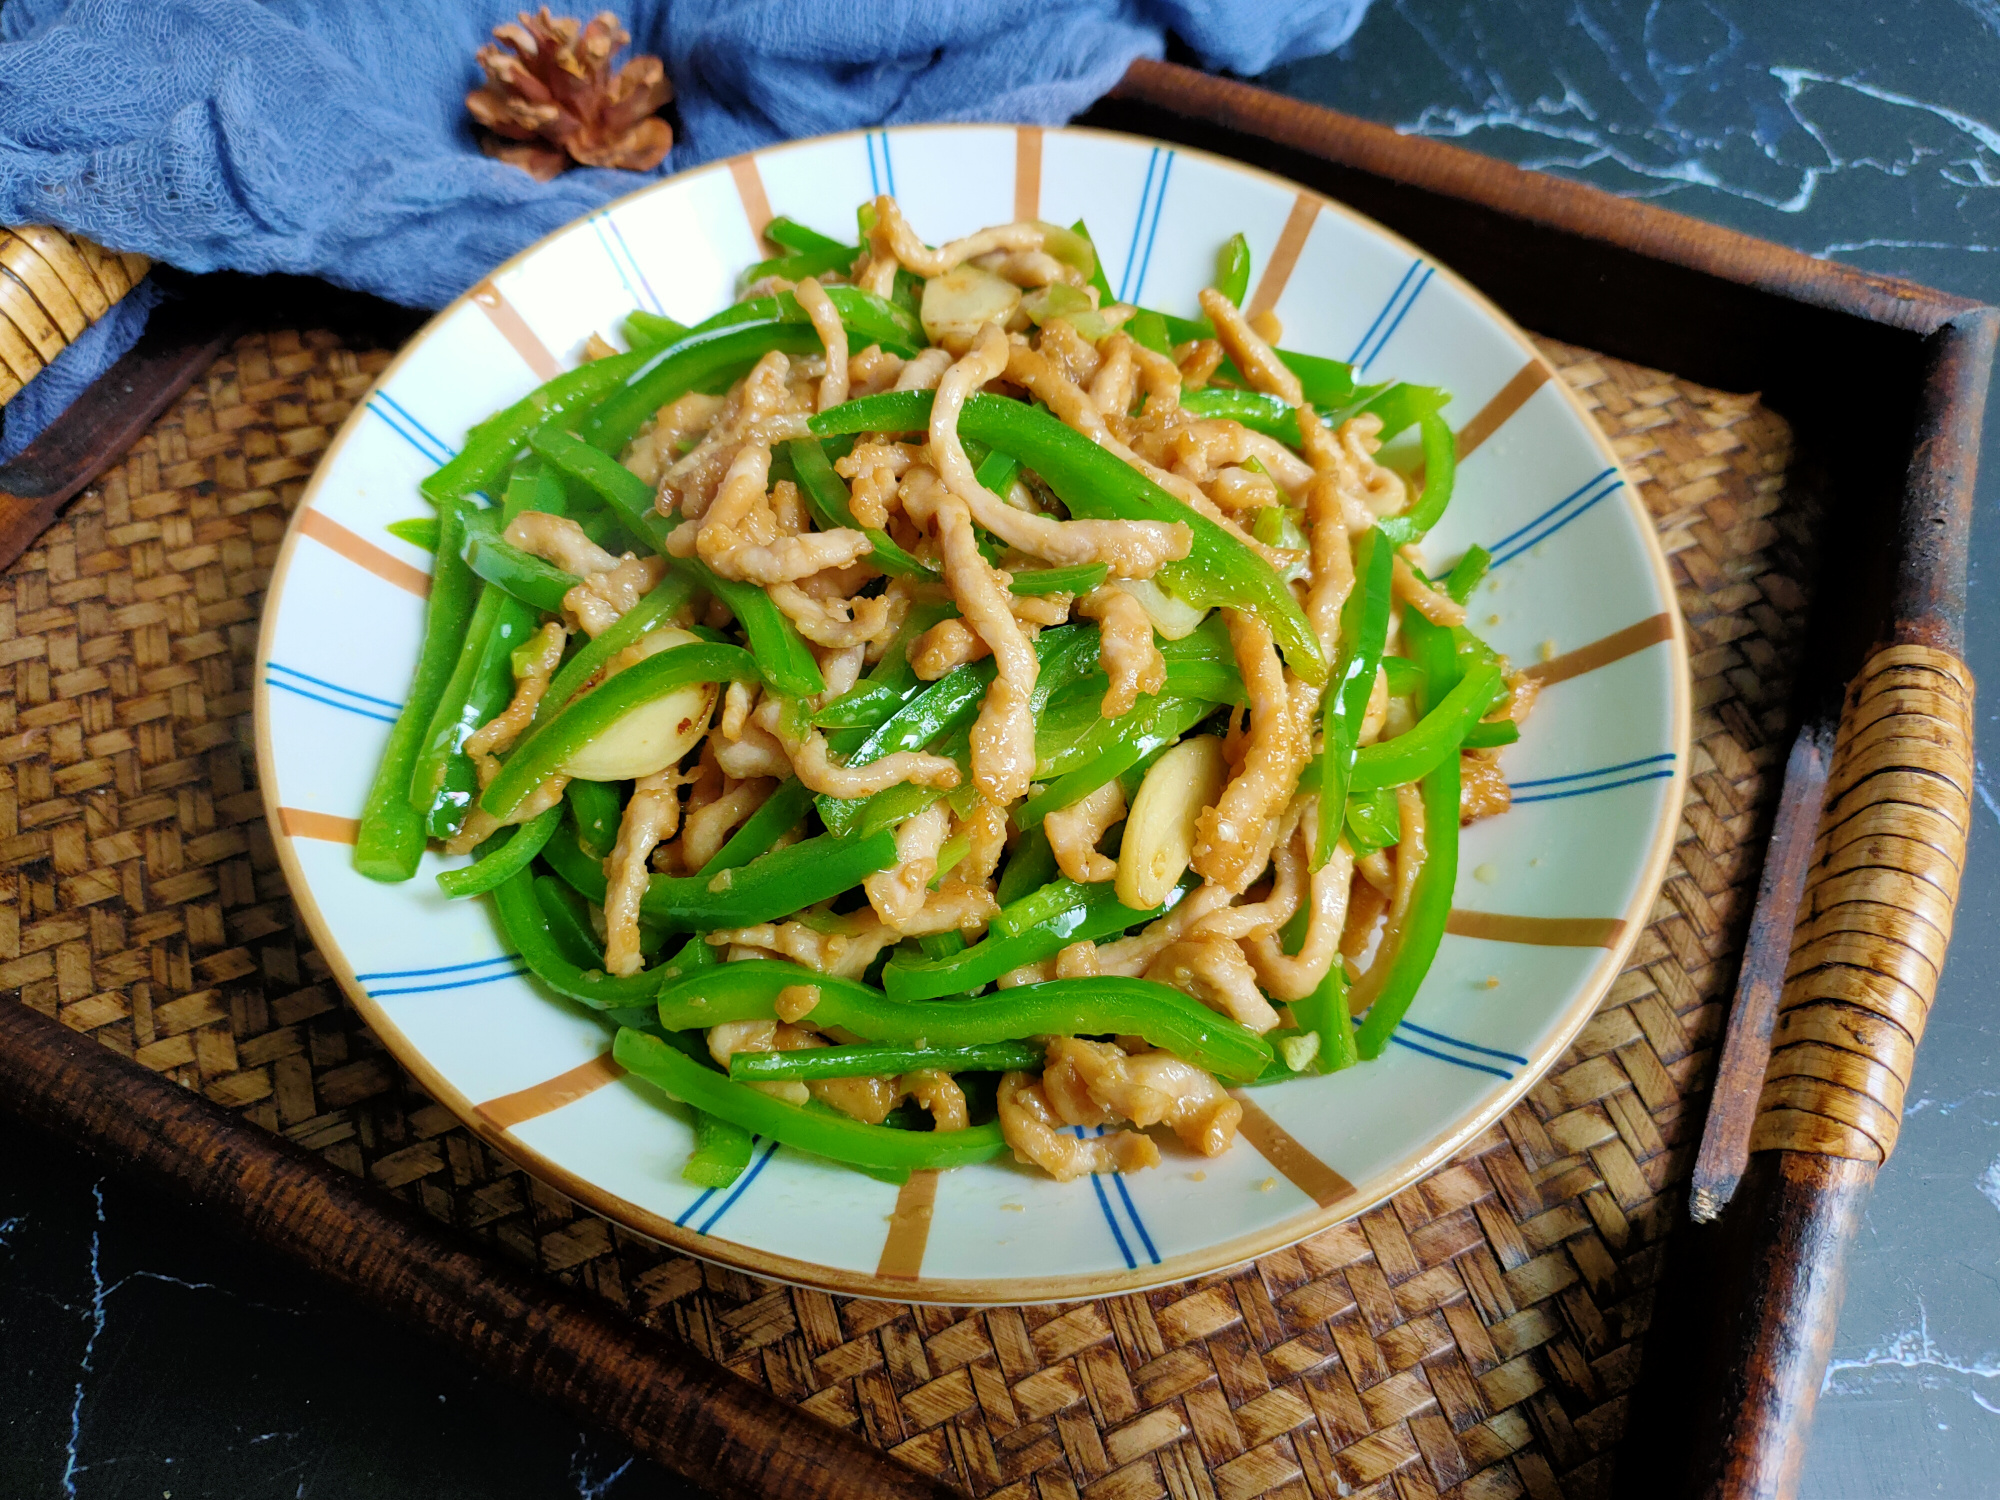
<box><xmin>0</xmin><ymin>60</ymin><xmax>1989</xmax><ymax>1500</ymax></box>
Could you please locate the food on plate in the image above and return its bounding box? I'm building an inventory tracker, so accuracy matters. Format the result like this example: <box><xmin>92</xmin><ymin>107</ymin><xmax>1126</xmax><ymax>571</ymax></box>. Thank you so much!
<box><xmin>357</xmin><ymin>198</ymin><xmax>1536</xmax><ymax>1187</ymax></box>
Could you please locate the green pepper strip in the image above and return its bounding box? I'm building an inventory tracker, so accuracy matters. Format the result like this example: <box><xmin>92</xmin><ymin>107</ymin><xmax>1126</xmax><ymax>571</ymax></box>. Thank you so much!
<box><xmin>683</xmin><ymin>1111</ymin><xmax>755</xmax><ymax>1187</ymax></box>
<box><xmin>974</xmin><ymin>445</ymin><xmax>1020</xmax><ymax>497</ymax></box>
<box><xmin>624</xmin><ymin>309</ymin><xmax>689</xmax><ymax>350</ymax></box>
<box><xmin>697</xmin><ymin>776</ymin><xmax>812</xmax><ymax>877</ymax></box>
<box><xmin>565</xmin><ymin>779</ymin><xmax>623</xmax><ymax>858</ymax></box>
<box><xmin>1445</xmin><ymin>544</ymin><xmax>1490</xmax><ymax>603</ymax></box>
<box><xmin>532</xmin><ymin>574</ymin><xmax>695</xmax><ymax>733</ymax></box>
<box><xmin>1072</xmin><ymin>220</ymin><xmax>1117</xmax><ymax>304</ymax></box>
<box><xmin>1348</xmin><ymin>660</ymin><xmax>1504</xmax><ymax>792</ymax></box>
<box><xmin>1347</xmin><ymin>382</ymin><xmax>1449</xmax><ymax>444</ymax></box>
<box><xmin>410</xmin><ymin>584</ymin><xmax>535</xmax><ymax>840</ymax></box>
<box><xmin>991</xmin><ymin>872</ymin><xmax>1092</xmax><ymax>938</ymax></box>
<box><xmin>1352</xmin><ymin>609</ymin><xmax>1464</xmax><ymax>1059</ymax></box>
<box><xmin>1316</xmin><ymin>527</ymin><xmax>1393</xmax><ymax>866</ymax></box>
<box><xmin>787</xmin><ymin>438</ymin><xmax>936</xmax><ymax>580</ymax></box>
<box><xmin>491</xmin><ymin>868</ymin><xmax>676</xmax><ymax>1009</ymax></box>
<box><xmin>1010</xmin><ymin>562</ymin><xmax>1107</xmax><ymax>596</ymax></box>
<box><xmin>995</xmin><ymin>825</ymin><xmax>1056</xmax><ymax>908</ymax></box>
<box><xmin>1151</xmin><ymin>313</ymin><xmax>1361</xmax><ymax>407</ymax></box>
<box><xmin>738</xmin><ymin>241</ymin><xmax>861</xmax><ymax>292</ymax></box>
<box><xmin>1017</xmin><ymin>695</ymin><xmax>1215</xmax><ymax>831</ymax></box>
<box><xmin>545</xmin><ymin>821</ymin><xmax>898</xmax><ymax>932</ymax></box>
<box><xmin>1462</xmin><ymin>718</ymin><xmax>1520</xmax><ymax>749</ymax></box>
<box><xmin>816</xmin><ymin>626</ymin><xmax>1100</xmax><ymax>838</ymax></box>
<box><xmin>1344</xmin><ymin>783</ymin><xmax>1401</xmax><ymax>853</ymax></box>
<box><xmin>386</xmin><ymin>516</ymin><xmax>439</xmax><ymax>551</ymax></box>
<box><xmin>811</xmin><ymin>680</ymin><xmax>914</xmax><ymax>731</ymax></box>
<box><xmin>817</xmin><ymin>602</ymin><xmax>952</xmax><ymax>742</ymax></box>
<box><xmin>656</xmin><ymin>961</ymin><xmax>1272</xmax><ymax>1082</ymax></box>
<box><xmin>534</xmin><ymin>875</ymin><xmax>606</xmax><ymax>969</ymax></box>
<box><xmin>528</xmin><ymin>429</ymin><xmax>827</xmax><ymax>698</ymax></box>
<box><xmin>881</xmin><ymin>876</ymin><xmax>1194</xmax><ymax>1003</ymax></box>
<box><xmin>354</xmin><ymin>498</ymin><xmax>480</xmax><ymax>882</ymax></box>
<box><xmin>436</xmin><ymin>803</ymin><xmax>563</xmax><ymax>899</ymax></box>
<box><xmin>483</xmin><ymin>643</ymin><xmax>760</xmax><ymax>821</ymax></box>
<box><xmin>1376</xmin><ymin>412</ymin><xmax>1458</xmax><ymax>548</ymax></box>
<box><xmin>422</xmin><ymin>349</ymin><xmax>652</xmax><ymax>507</ymax></box>
<box><xmin>1214</xmin><ymin>232</ymin><xmax>1252</xmax><ymax>307</ymax></box>
<box><xmin>578</xmin><ymin>321</ymin><xmax>827</xmax><ymax>456</ymax></box>
<box><xmin>731</xmin><ymin>1040</ymin><xmax>1044</xmax><ymax>1082</ymax></box>
<box><xmin>810</xmin><ymin>390</ymin><xmax>1326</xmax><ymax>686</ymax></box>
<box><xmin>460</xmin><ymin>513</ymin><xmax>581</xmax><ymax>613</ymax></box>
<box><xmin>617</xmin><ymin>1029</ymin><xmax>1009</xmax><ymax>1175</ymax></box>
<box><xmin>1286</xmin><ymin>964</ymin><xmax>1359</xmax><ymax>1078</ymax></box>
<box><xmin>1380</xmin><ymin>656</ymin><xmax>1423</xmax><ymax>698</ymax></box>
<box><xmin>766</xmin><ymin>216</ymin><xmax>848</xmax><ymax>254</ymax></box>
<box><xmin>685</xmin><ymin>286</ymin><xmax>923</xmax><ymax>357</ymax></box>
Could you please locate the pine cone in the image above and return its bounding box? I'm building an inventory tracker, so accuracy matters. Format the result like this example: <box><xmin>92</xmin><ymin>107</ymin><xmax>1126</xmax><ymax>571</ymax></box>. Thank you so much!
<box><xmin>467</xmin><ymin>9</ymin><xmax>673</xmax><ymax>181</ymax></box>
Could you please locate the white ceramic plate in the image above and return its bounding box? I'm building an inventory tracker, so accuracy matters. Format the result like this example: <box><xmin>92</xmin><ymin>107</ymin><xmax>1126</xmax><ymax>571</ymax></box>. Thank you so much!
<box><xmin>255</xmin><ymin>125</ymin><xmax>1688</xmax><ymax>1303</ymax></box>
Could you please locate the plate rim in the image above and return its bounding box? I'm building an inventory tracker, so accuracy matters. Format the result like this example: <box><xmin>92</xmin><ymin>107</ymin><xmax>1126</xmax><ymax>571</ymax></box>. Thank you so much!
<box><xmin>254</xmin><ymin>121</ymin><xmax>1691</xmax><ymax>1304</ymax></box>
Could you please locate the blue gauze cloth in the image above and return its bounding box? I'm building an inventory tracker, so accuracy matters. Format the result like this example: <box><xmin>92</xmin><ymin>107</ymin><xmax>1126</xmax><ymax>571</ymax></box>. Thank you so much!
<box><xmin>0</xmin><ymin>0</ymin><xmax>1371</xmax><ymax>459</ymax></box>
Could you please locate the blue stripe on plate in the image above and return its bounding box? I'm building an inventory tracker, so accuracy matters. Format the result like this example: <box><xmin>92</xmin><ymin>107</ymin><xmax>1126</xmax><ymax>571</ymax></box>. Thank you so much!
<box><xmin>373</xmin><ymin>391</ymin><xmax>456</xmax><ymax>460</ymax></box>
<box><xmin>591</xmin><ymin>215</ymin><xmax>651</xmax><ymax>317</ymax></box>
<box><xmin>366</xmin><ymin>964</ymin><xmax>533</xmax><ymax>998</ymax></box>
<box><xmin>865</xmin><ymin>134</ymin><xmax>881</xmax><ymax>196</ymax></box>
<box><xmin>1088</xmin><ymin>1170</ymin><xmax>1137</xmax><ymax>1270</ymax></box>
<box><xmin>1355</xmin><ymin>264</ymin><xmax>1433</xmax><ymax>371</ymax></box>
<box><xmin>1511</xmin><ymin>769</ymin><xmax>1677</xmax><ymax>805</ymax></box>
<box><xmin>1109</xmin><ymin>1171</ymin><xmax>1162</xmax><ymax>1265</ymax></box>
<box><xmin>1126</xmin><ymin>150</ymin><xmax>1175</xmax><ymax>307</ymax></box>
<box><xmin>877</xmin><ymin>131</ymin><xmax>897</xmax><ymax>197</ymax></box>
<box><xmin>675</xmin><ymin>1186</ymin><xmax>719</xmax><ymax>1229</ymax></box>
<box><xmin>1490</xmin><ymin>473</ymin><xmax>1625</xmax><ymax>568</ymax></box>
<box><xmin>1399</xmin><ymin>1021</ymin><xmax>1529</xmax><ymax>1067</ymax></box>
<box><xmin>365</xmin><ymin>399</ymin><xmax>451</xmax><ymax>467</ymax></box>
<box><xmin>1347</xmin><ymin>258</ymin><xmax>1426</xmax><ymax>369</ymax></box>
<box><xmin>695</xmin><ymin>1138</ymin><xmax>781</xmax><ymax>1235</ymax></box>
<box><xmin>1117</xmin><ymin>147</ymin><xmax>1162</xmax><ymax>305</ymax></box>
<box><xmin>355</xmin><ymin>955</ymin><xmax>527</xmax><ymax>982</ymax></box>
<box><xmin>1489</xmin><ymin>466</ymin><xmax>1615</xmax><ymax>551</ymax></box>
<box><xmin>601</xmin><ymin>214</ymin><xmax>661</xmax><ymax>315</ymax></box>
<box><xmin>264</xmin><ymin>675</ymin><xmax>400</xmax><ymax>725</ymax></box>
<box><xmin>1511</xmin><ymin>753</ymin><xmax>1677</xmax><ymax>791</ymax></box>
<box><xmin>266</xmin><ymin>661</ymin><xmax>404</xmax><ymax>712</ymax></box>
<box><xmin>1389</xmin><ymin>1034</ymin><xmax>1514</xmax><ymax>1080</ymax></box>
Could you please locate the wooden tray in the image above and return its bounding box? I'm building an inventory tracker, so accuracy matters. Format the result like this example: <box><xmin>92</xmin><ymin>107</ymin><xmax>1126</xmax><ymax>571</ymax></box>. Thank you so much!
<box><xmin>0</xmin><ymin>62</ymin><xmax>1989</xmax><ymax>1500</ymax></box>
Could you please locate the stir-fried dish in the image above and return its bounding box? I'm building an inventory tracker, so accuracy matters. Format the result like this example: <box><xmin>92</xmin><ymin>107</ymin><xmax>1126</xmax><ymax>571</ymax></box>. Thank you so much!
<box><xmin>356</xmin><ymin>200</ymin><xmax>1534</xmax><ymax>1188</ymax></box>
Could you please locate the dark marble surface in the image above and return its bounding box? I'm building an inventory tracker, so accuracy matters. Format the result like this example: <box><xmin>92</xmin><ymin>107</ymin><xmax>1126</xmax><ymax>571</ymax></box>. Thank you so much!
<box><xmin>5</xmin><ymin>2</ymin><xmax>1999</xmax><ymax>1496</ymax></box>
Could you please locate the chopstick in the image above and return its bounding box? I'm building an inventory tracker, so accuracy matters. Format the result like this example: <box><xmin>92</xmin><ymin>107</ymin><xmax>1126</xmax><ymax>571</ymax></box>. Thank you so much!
<box><xmin>1687</xmin><ymin>718</ymin><xmax>1832</xmax><ymax>1222</ymax></box>
<box><xmin>0</xmin><ymin>287</ymin><xmax>240</xmax><ymax>576</ymax></box>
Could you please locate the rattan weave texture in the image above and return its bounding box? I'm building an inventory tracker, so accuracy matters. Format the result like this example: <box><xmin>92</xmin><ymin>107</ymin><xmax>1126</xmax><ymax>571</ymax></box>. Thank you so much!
<box><xmin>0</xmin><ymin>327</ymin><xmax>1811</xmax><ymax>1500</ymax></box>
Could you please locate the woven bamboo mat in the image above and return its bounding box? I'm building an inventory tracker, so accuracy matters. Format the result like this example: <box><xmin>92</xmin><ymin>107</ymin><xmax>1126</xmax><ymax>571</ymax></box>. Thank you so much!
<box><xmin>0</xmin><ymin>327</ymin><xmax>1807</xmax><ymax>1500</ymax></box>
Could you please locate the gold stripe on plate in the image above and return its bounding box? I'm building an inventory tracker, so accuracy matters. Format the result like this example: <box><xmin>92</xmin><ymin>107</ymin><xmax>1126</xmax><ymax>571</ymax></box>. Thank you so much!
<box><xmin>477</xmin><ymin>1053</ymin><xmax>627</xmax><ymax>1131</ymax></box>
<box><xmin>1245</xmin><ymin>192</ymin><xmax>1319</xmax><ymax>321</ymax></box>
<box><xmin>1230</xmin><ymin>1092</ymin><xmax>1354</xmax><ymax>1208</ymax></box>
<box><xmin>1456</xmin><ymin>358</ymin><xmax>1552</xmax><ymax>460</ymax></box>
<box><xmin>1445</xmin><ymin>911</ymin><xmax>1627</xmax><ymax>947</ymax></box>
<box><xmin>277</xmin><ymin>808</ymin><xmax>359</xmax><ymax>844</ymax></box>
<box><xmin>728</xmin><ymin>154</ymin><xmax>775</xmax><ymax>247</ymax></box>
<box><xmin>1014</xmin><ymin>126</ymin><xmax>1044</xmax><ymax>223</ymax></box>
<box><xmin>470</xmin><ymin>280</ymin><xmax>560</xmax><ymax>382</ymax></box>
<box><xmin>1522</xmin><ymin>612</ymin><xmax>1674</xmax><ymax>688</ymax></box>
<box><xmin>876</xmin><ymin>1169</ymin><xmax>940</xmax><ymax>1280</ymax></box>
<box><xmin>297</xmin><ymin>509</ymin><xmax>431</xmax><ymax>598</ymax></box>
